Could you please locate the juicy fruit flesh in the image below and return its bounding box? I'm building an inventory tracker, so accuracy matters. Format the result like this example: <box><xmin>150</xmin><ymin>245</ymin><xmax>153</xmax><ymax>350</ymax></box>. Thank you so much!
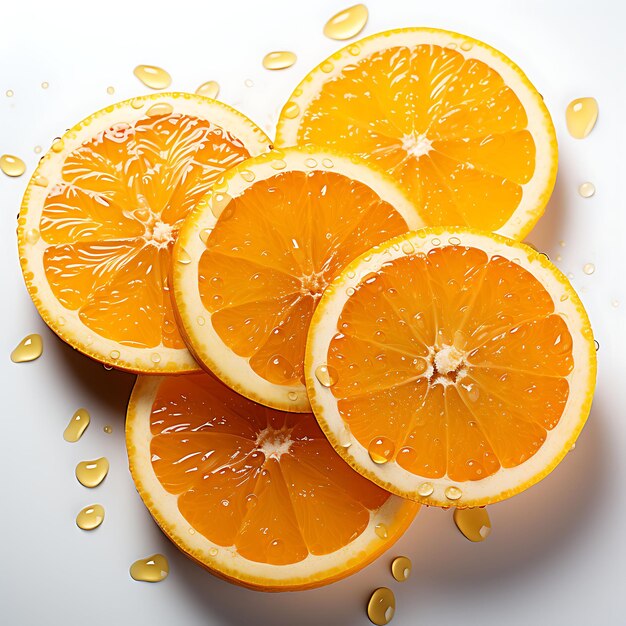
<box><xmin>150</xmin><ymin>374</ymin><xmax>390</xmax><ymax>565</ymax></box>
<box><xmin>41</xmin><ymin>113</ymin><xmax>251</xmax><ymax>349</ymax></box>
<box><xmin>199</xmin><ymin>169</ymin><xmax>409</xmax><ymax>386</ymax></box>
<box><xmin>328</xmin><ymin>245</ymin><xmax>573</xmax><ymax>482</ymax></box>
<box><xmin>297</xmin><ymin>44</ymin><xmax>535</xmax><ymax>231</ymax></box>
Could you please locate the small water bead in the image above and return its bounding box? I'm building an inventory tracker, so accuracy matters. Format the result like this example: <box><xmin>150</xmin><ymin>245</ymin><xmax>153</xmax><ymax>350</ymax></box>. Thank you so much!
<box><xmin>612</xmin><ymin>300</ymin><xmax>620</xmax><ymax>308</ymax></box>
<box><xmin>0</xmin><ymin>154</ymin><xmax>26</xmax><ymax>177</ymax></box>
<box><xmin>367</xmin><ymin>588</ymin><xmax>395</xmax><ymax>626</ymax></box>
<box><xmin>244</xmin><ymin>79</ymin><xmax>254</xmax><ymax>88</ymax></box>
<box><xmin>314</xmin><ymin>364</ymin><xmax>339</xmax><ymax>387</ymax></box>
<box><xmin>460</xmin><ymin>41</ymin><xmax>473</xmax><ymax>51</ymax></box>
<box><xmin>103</xmin><ymin>425</ymin><xmax>112</xmax><ymax>434</ymax></box>
<box><xmin>41</xmin><ymin>81</ymin><xmax>49</xmax><ymax>89</ymax></box>
<box><xmin>346</xmin><ymin>287</ymin><xmax>356</xmax><ymax>297</ymax></box>
<box><xmin>448</xmin><ymin>236</ymin><xmax>461</xmax><ymax>245</ymax></box>
<box><xmin>130</xmin><ymin>554</ymin><xmax>169</xmax><ymax>582</ymax></box>
<box><xmin>445</xmin><ymin>486</ymin><xmax>462</xmax><ymax>501</ymax></box>
<box><xmin>6</xmin><ymin>89</ymin><xmax>14</xmax><ymax>97</ymax></box>
<box><xmin>304</xmin><ymin>157</ymin><xmax>318</xmax><ymax>168</ymax></box>
<box><xmin>431</xmin><ymin>238</ymin><xmax>441</xmax><ymax>246</ymax></box>
<box><xmin>209</xmin><ymin>547</ymin><xmax>218</xmax><ymax>557</ymax></box>
<box><xmin>11</xmin><ymin>334</ymin><xmax>43</xmax><ymax>362</ymax></box>
<box><xmin>177</xmin><ymin>248</ymin><xmax>192</xmax><ymax>264</ymax></box>
<box><xmin>337</xmin><ymin>426</ymin><xmax>352</xmax><ymax>448</ymax></box>
<box><xmin>453</xmin><ymin>507</ymin><xmax>491</xmax><ymax>542</ymax></box>
<box><xmin>58</xmin><ymin>316</ymin><xmax>66</xmax><ymax>326</ymax></box>
<box><xmin>368</xmin><ymin>437</ymin><xmax>395</xmax><ymax>464</ymax></box>
<box><xmin>287</xmin><ymin>391</ymin><xmax>298</xmax><ymax>402</ymax></box>
<box><xmin>324</xmin><ymin>4</ymin><xmax>368</xmax><ymax>40</ymax></box>
<box><xmin>130</xmin><ymin>97</ymin><xmax>144</xmax><ymax>109</ymax></box>
<box><xmin>110</xmin><ymin>350</ymin><xmax>120</xmax><ymax>360</ymax></box>
<box><xmin>34</xmin><ymin>146</ymin><xmax>42</xmax><ymax>154</ymax></box>
<box><xmin>33</xmin><ymin>175</ymin><xmax>49</xmax><ymax>187</ymax></box>
<box><xmin>75</xmin><ymin>457</ymin><xmax>109</xmax><ymax>488</ymax></box>
<box><xmin>240</xmin><ymin>169</ymin><xmax>255</xmax><ymax>182</ymax></box>
<box><xmin>348</xmin><ymin>44</ymin><xmax>361</xmax><ymax>56</ymax></box>
<box><xmin>51</xmin><ymin>138</ymin><xmax>64</xmax><ymax>153</ymax></box>
<box><xmin>262</xmin><ymin>51</ymin><xmax>297</xmax><ymax>70</ymax></box>
<box><xmin>197</xmin><ymin>316</ymin><xmax>206</xmax><ymax>326</ymax></box>
<box><xmin>401</xmin><ymin>241</ymin><xmax>414</xmax><ymax>255</ymax></box>
<box><xmin>133</xmin><ymin>65</ymin><xmax>172</xmax><ymax>90</ymax></box>
<box><xmin>566</xmin><ymin>97</ymin><xmax>598</xmax><ymax>139</ymax></box>
<box><xmin>374</xmin><ymin>523</ymin><xmax>388</xmax><ymax>539</ymax></box>
<box><xmin>578</xmin><ymin>182</ymin><xmax>595</xmax><ymax>198</ymax></box>
<box><xmin>583</xmin><ymin>263</ymin><xmax>595</xmax><ymax>275</ymax></box>
<box><xmin>245</xmin><ymin>493</ymin><xmax>258</xmax><ymax>510</ymax></box>
<box><xmin>151</xmin><ymin>353</ymin><xmax>162</xmax><ymax>364</ymax></box>
<box><xmin>146</xmin><ymin>102</ymin><xmax>174</xmax><ymax>117</ymax></box>
<box><xmin>391</xmin><ymin>556</ymin><xmax>412</xmax><ymax>582</ymax></box>
<box><xmin>76</xmin><ymin>504</ymin><xmax>105</xmax><ymax>530</ymax></box>
<box><xmin>195</xmin><ymin>80</ymin><xmax>220</xmax><ymax>99</ymax></box>
<box><xmin>321</xmin><ymin>158</ymin><xmax>334</xmax><ymax>168</ymax></box>
<box><xmin>271</xmin><ymin>159</ymin><xmax>287</xmax><ymax>171</ymax></box>
<box><xmin>282</xmin><ymin>102</ymin><xmax>300</xmax><ymax>119</ymax></box>
<box><xmin>64</xmin><ymin>408</ymin><xmax>90</xmax><ymax>442</ymax></box>
<box><xmin>320</xmin><ymin>61</ymin><xmax>334</xmax><ymax>74</ymax></box>
<box><xmin>417</xmin><ymin>482</ymin><xmax>434</xmax><ymax>497</ymax></box>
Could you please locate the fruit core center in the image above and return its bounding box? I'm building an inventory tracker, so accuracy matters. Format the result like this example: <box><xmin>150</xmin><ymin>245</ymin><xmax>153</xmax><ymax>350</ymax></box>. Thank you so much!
<box><xmin>300</xmin><ymin>272</ymin><xmax>327</xmax><ymax>299</ymax></box>
<box><xmin>145</xmin><ymin>218</ymin><xmax>174</xmax><ymax>246</ymax></box>
<box><xmin>401</xmin><ymin>132</ymin><xmax>432</xmax><ymax>158</ymax></box>
<box><xmin>256</xmin><ymin>427</ymin><xmax>293</xmax><ymax>461</ymax></box>
<box><xmin>429</xmin><ymin>344</ymin><xmax>467</xmax><ymax>386</ymax></box>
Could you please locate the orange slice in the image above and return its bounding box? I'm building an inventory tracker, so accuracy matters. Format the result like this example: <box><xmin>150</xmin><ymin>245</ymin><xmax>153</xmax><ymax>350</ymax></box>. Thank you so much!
<box><xmin>306</xmin><ymin>228</ymin><xmax>596</xmax><ymax>507</ymax></box>
<box><xmin>172</xmin><ymin>147</ymin><xmax>423</xmax><ymax>411</ymax></box>
<box><xmin>126</xmin><ymin>373</ymin><xmax>418</xmax><ymax>591</ymax></box>
<box><xmin>276</xmin><ymin>28</ymin><xmax>557</xmax><ymax>240</ymax></box>
<box><xmin>18</xmin><ymin>93</ymin><xmax>270</xmax><ymax>373</ymax></box>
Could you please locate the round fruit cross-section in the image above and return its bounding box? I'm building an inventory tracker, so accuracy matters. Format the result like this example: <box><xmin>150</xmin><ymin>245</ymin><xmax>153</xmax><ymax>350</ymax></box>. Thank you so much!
<box><xmin>126</xmin><ymin>373</ymin><xmax>419</xmax><ymax>591</ymax></box>
<box><xmin>306</xmin><ymin>228</ymin><xmax>596</xmax><ymax>507</ymax></box>
<box><xmin>18</xmin><ymin>93</ymin><xmax>270</xmax><ymax>373</ymax></box>
<box><xmin>172</xmin><ymin>147</ymin><xmax>423</xmax><ymax>411</ymax></box>
<box><xmin>276</xmin><ymin>28</ymin><xmax>557</xmax><ymax>240</ymax></box>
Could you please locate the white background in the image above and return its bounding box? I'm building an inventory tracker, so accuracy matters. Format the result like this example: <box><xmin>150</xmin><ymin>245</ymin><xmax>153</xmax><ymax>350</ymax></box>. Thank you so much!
<box><xmin>1</xmin><ymin>1</ymin><xmax>625</xmax><ymax>624</ymax></box>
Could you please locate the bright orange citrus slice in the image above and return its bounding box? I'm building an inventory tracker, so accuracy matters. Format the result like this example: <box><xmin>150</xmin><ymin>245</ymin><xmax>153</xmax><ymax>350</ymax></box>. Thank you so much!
<box><xmin>276</xmin><ymin>28</ymin><xmax>557</xmax><ymax>240</ymax></box>
<box><xmin>126</xmin><ymin>373</ymin><xmax>418</xmax><ymax>591</ymax></box>
<box><xmin>306</xmin><ymin>228</ymin><xmax>596</xmax><ymax>507</ymax></box>
<box><xmin>18</xmin><ymin>93</ymin><xmax>270</xmax><ymax>373</ymax></box>
<box><xmin>172</xmin><ymin>147</ymin><xmax>423</xmax><ymax>411</ymax></box>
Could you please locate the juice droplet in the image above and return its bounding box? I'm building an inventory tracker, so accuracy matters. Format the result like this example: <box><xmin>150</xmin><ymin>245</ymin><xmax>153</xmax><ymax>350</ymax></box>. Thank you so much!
<box><xmin>106</xmin><ymin>86</ymin><xmax>115</xmax><ymax>95</ymax></box>
<box><xmin>583</xmin><ymin>263</ymin><xmax>595</xmax><ymax>275</ymax></box>
<box><xmin>196</xmin><ymin>80</ymin><xmax>220</xmax><ymax>99</ymax></box>
<box><xmin>151</xmin><ymin>352</ymin><xmax>161</xmax><ymax>364</ymax></box>
<box><xmin>133</xmin><ymin>65</ymin><xmax>172</xmax><ymax>90</ymax></box>
<box><xmin>11</xmin><ymin>333</ymin><xmax>43</xmax><ymax>362</ymax></box>
<box><xmin>374</xmin><ymin>523</ymin><xmax>388</xmax><ymax>539</ymax></box>
<box><xmin>368</xmin><ymin>437</ymin><xmax>395</xmax><ymax>464</ymax></box>
<box><xmin>177</xmin><ymin>248</ymin><xmax>192</xmax><ymax>264</ymax></box>
<box><xmin>197</xmin><ymin>316</ymin><xmax>205</xmax><ymax>326</ymax></box>
<box><xmin>33</xmin><ymin>175</ymin><xmax>49</xmax><ymax>187</ymax></box>
<box><xmin>75</xmin><ymin>457</ymin><xmax>109</xmax><ymax>488</ymax></box>
<box><xmin>417</xmin><ymin>482</ymin><xmax>434</xmax><ymax>497</ymax></box>
<box><xmin>262</xmin><ymin>51</ymin><xmax>297</xmax><ymax>70</ymax></box>
<box><xmin>304</xmin><ymin>157</ymin><xmax>318</xmax><ymax>168</ymax></box>
<box><xmin>391</xmin><ymin>556</ymin><xmax>412</xmax><ymax>582</ymax></box>
<box><xmin>110</xmin><ymin>350</ymin><xmax>120</xmax><ymax>360</ymax></box>
<box><xmin>130</xmin><ymin>554</ymin><xmax>169</xmax><ymax>582</ymax></box>
<box><xmin>76</xmin><ymin>504</ymin><xmax>105</xmax><ymax>530</ymax></box>
<box><xmin>324</xmin><ymin>4</ymin><xmax>368</xmax><ymax>41</ymax></box>
<box><xmin>103</xmin><ymin>425</ymin><xmax>112</xmax><ymax>434</ymax></box>
<box><xmin>130</xmin><ymin>97</ymin><xmax>144</xmax><ymax>109</ymax></box>
<box><xmin>270</xmin><ymin>158</ymin><xmax>287</xmax><ymax>171</ymax></box>
<box><xmin>287</xmin><ymin>391</ymin><xmax>298</xmax><ymax>401</ymax></box>
<box><xmin>146</xmin><ymin>102</ymin><xmax>174</xmax><ymax>117</ymax></box>
<box><xmin>453</xmin><ymin>507</ymin><xmax>491</xmax><ymax>542</ymax></box>
<box><xmin>367</xmin><ymin>587</ymin><xmax>395</xmax><ymax>626</ymax></box>
<box><xmin>209</xmin><ymin>547</ymin><xmax>218</xmax><ymax>557</ymax></box>
<box><xmin>445</xmin><ymin>485</ymin><xmax>462</xmax><ymax>500</ymax></box>
<box><xmin>320</xmin><ymin>61</ymin><xmax>334</xmax><ymax>74</ymax></box>
<box><xmin>578</xmin><ymin>182</ymin><xmax>595</xmax><ymax>198</ymax></box>
<box><xmin>64</xmin><ymin>408</ymin><xmax>90</xmax><ymax>442</ymax></box>
<box><xmin>314</xmin><ymin>364</ymin><xmax>339</xmax><ymax>387</ymax></box>
<box><xmin>321</xmin><ymin>158</ymin><xmax>334</xmax><ymax>168</ymax></box>
<box><xmin>337</xmin><ymin>426</ymin><xmax>352</xmax><ymax>448</ymax></box>
<box><xmin>460</xmin><ymin>41</ymin><xmax>473</xmax><ymax>51</ymax></box>
<box><xmin>51</xmin><ymin>138</ymin><xmax>64</xmax><ymax>153</ymax></box>
<box><xmin>566</xmin><ymin>97</ymin><xmax>598</xmax><ymax>139</ymax></box>
<box><xmin>240</xmin><ymin>169</ymin><xmax>255</xmax><ymax>183</ymax></box>
<box><xmin>6</xmin><ymin>89</ymin><xmax>14</xmax><ymax>97</ymax></box>
<box><xmin>401</xmin><ymin>241</ymin><xmax>415</xmax><ymax>254</ymax></box>
<box><xmin>0</xmin><ymin>154</ymin><xmax>26</xmax><ymax>177</ymax></box>
<box><xmin>282</xmin><ymin>102</ymin><xmax>300</xmax><ymax>119</ymax></box>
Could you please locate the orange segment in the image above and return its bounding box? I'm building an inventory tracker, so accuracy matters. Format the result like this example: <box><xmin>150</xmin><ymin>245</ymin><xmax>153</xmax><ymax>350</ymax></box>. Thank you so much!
<box><xmin>276</xmin><ymin>28</ymin><xmax>557</xmax><ymax>239</ymax></box>
<box><xmin>306</xmin><ymin>228</ymin><xmax>596</xmax><ymax>507</ymax></box>
<box><xmin>18</xmin><ymin>93</ymin><xmax>271</xmax><ymax>372</ymax></box>
<box><xmin>173</xmin><ymin>148</ymin><xmax>423</xmax><ymax>411</ymax></box>
<box><xmin>126</xmin><ymin>373</ymin><xmax>418</xmax><ymax>590</ymax></box>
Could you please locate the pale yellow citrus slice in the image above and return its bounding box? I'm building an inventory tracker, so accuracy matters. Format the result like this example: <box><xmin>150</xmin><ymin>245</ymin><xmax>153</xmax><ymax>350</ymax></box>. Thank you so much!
<box><xmin>306</xmin><ymin>228</ymin><xmax>596</xmax><ymax>507</ymax></box>
<box><xmin>172</xmin><ymin>147</ymin><xmax>423</xmax><ymax>411</ymax></box>
<box><xmin>276</xmin><ymin>28</ymin><xmax>557</xmax><ymax>240</ymax></box>
<box><xmin>126</xmin><ymin>373</ymin><xmax>419</xmax><ymax>591</ymax></box>
<box><xmin>18</xmin><ymin>93</ymin><xmax>270</xmax><ymax>373</ymax></box>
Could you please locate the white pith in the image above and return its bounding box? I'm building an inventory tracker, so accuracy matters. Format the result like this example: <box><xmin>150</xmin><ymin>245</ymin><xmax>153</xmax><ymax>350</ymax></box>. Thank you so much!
<box><xmin>276</xmin><ymin>28</ymin><xmax>558</xmax><ymax>240</ymax></box>
<box><xmin>18</xmin><ymin>92</ymin><xmax>271</xmax><ymax>373</ymax></box>
<box><xmin>305</xmin><ymin>229</ymin><xmax>596</xmax><ymax>507</ymax></box>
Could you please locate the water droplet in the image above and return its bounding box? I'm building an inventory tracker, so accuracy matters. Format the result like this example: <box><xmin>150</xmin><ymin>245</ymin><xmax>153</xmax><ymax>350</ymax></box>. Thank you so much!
<box><xmin>41</xmin><ymin>81</ymin><xmax>49</xmax><ymax>89</ymax></box>
<box><xmin>337</xmin><ymin>426</ymin><xmax>352</xmax><ymax>448</ymax></box>
<box><xmin>324</xmin><ymin>4</ymin><xmax>368</xmax><ymax>40</ymax></box>
<box><xmin>244</xmin><ymin>79</ymin><xmax>254</xmax><ymax>88</ymax></box>
<box><xmin>34</xmin><ymin>146</ymin><xmax>42</xmax><ymax>154</ymax></box>
<box><xmin>314</xmin><ymin>364</ymin><xmax>339</xmax><ymax>387</ymax></box>
<box><xmin>578</xmin><ymin>182</ymin><xmax>595</xmax><ymax>198</ymax></box>
<box><xmin>130</xmin><ymin>554</ymin><xmax>169</xmax><ymax>582</ymax></box>
<box><xmin>240</xmin><ymin>169</ymin><xmax>255</xmax><ymax>182</ymax></box>
<box><xmin>346</xmin><ymin>287</ymin><xmax>355</xmax><ymax>297</ymax></box>
<box><xmin>611</xmin><ymin>299</ymin><xmax>620</xmax><ymax>308</ymax></box>
<box><xmin>431</xmin><ymin>238</ymin><xmax>441</xmax><ymax>246</ymax></box>
<box><xmin>209</xmin><ymin>547</ymin><xmax>218</xmax><ymax>557</ymax></box>
<box><xmin>320</xmin><ymin>61</ymin><xmax>334</xmax><ymax>73</ymax></box>
<box><xmin>583</xmin><ymin>263</ymin><xmax>595</xmax><ymax>275</ymax></box>
<box><xmin>33</xmin><ymin>174</ymin><xmax>48</xmax><ymax>187</ymax></box>
<box><xmin>177</xmin><ymin>248</ymin><xmax>192</xmax><ymax>264</ymax></box>
<box><xmin>460</xmin><ymin>41</ymin><xmax>473</xmax><ymax>51</ymax></box>
<box><xmin>287</xmin><ymin>391</ymin><xmax>298</xmax><ymax>402</ymax></box>
<box><xmin>6</xmin><ymin>89</ymin><xmax>14</xmax><ymax>97</ymax></box>
<box><xmin>368</xmin><ymin>437</ymin><xmax>395</xmax><ymax>464</ymax></box>
<box><xmin>417</xmin><ymin>482</ymin><xmax>434</xmax><ymax>497</ymax></box>
<box><xmin>151</xmin><ymin>353</ymin><xmax>161</xmax><ymax>364</ymax></box>
<box><xmin>106</xmin><ymin>86</ymin><xmax>115</xmax><ymax>95</ymax></box>
<box><xmin>0</xmin><ymin>154</ymin><xmax>26</xmax><ymax>177</ymax></box>
<box><xmin>130</xmin><ymin>97</ymin><xmax>144</xmax><ymax>109</ymax></box>
<box><xmin>262</xmin><ymin>51</ymin><xmax>297</xmax><ymax>70</ymax></box>
<box><xmin>245</xmin><ymin>493</ymin><xmax>258</xmax><ymax>510</ymax></box>
<box><xmin>445</xmin><ymin>485</ymin><xmax>462</xmax><ymax>500</ymax></box>
<box><xmin>448</xmin><ymin>236</ymin><xmax>461</xmax><ymax>245</ymax></box>
<box><xmin>76</xmin><ymin>504</ymin><xmax>105</xmax><ymax>530</ymax></box>
<box><xmin>304</xmin><ymin>157</ymin><xmax>318</xmax><ymax>168</ymax></box>
<box><xmin>453</xmin><ymin>507</ymin><xmax>491</xmax><ymax>542</ymax></box>
<box><xmin>103</xmin><ymin>425</ymin><xmax>112</xmax><ymax>434</ymax></box>
<box><xmin>367</xmin><ymin>587</ymin><xmax>395</xmax><ymax>626</ymax></box>
<box><xmin>391</xmin><ymin>556</ymin><xmax>412</xmax><ymax>582</ymax></box>
<box><xmin>321</xmin><ymin>158</ymin><xmax>334</xmax><ymax>168</ymax></box>
<box><xmin>401</xmin><ymin>241</ymin><xmax>415</xmax><ymax>255</ymax></box>
<box><xmin>374</xmin><ymin>523</ymin><xmax>388</xmax><ymax>539</ymax></box>
<box><xmin>51</xmin><ymin>138</ymin><xmax>64</xmax><ymax>153</ymax></box>
<box><xmin>110</xmin><ymin>350</ymin><xmax>120</xmax><ymax>360</ymax></box>
<box><xmin>64</xmin><ymin>408</ymin><xmax>90</xmax><ymax>442</ymax></box>
<box><xmin>348</xmin><ymin>44</ymin><xmax>361</xmax><ymax>56</ymax></box>
<box><xmin>195</xmin><ymin>80</ymin><xmax>220</xmax><ymax>99</ymax></box>
<box><xmin>197</xmin><ymin>316</ymin><xmax>206</xmax><ymax>326</ymax></box>
<box><xmin>282</xmin><ymin>102</ymin><xmax>300</xmax><ymax>119</ymax></box>
<box><xmin>75</xmin><ymin>457</ymin><xmax>109</xmax><ymax>488</ymax></box>
<box><xmin>25</xmin><ymin>228</ymin><xmax>40</xmax><ymax>244</ymax></box>
<box><xmin>566</xmin><ymin>97</ymin><xmax>598</xmax><ymax>139</ymax></box>
<box><xmin>11</xmin><ymin>333</ymin><xmax>43</xmax><ymax>362</ymax></box>
<box><xmin>271</xmin><ymin>158</ymin><xmax>287</xmax><ymax>170</ymax></box>
<box><xmin>133</xmin><ymin>65</ymin><xmax>172</xmax><ymax>90</ymax></box>
<box><xmin>146</xmin><ymin>102</ymin><xmax>174</xmax><ymax>117</ymax></box>
<box><xmin>58</xmin><ymin>316</ymin><xmax>66</xmax><ymax>326</ymax></box>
